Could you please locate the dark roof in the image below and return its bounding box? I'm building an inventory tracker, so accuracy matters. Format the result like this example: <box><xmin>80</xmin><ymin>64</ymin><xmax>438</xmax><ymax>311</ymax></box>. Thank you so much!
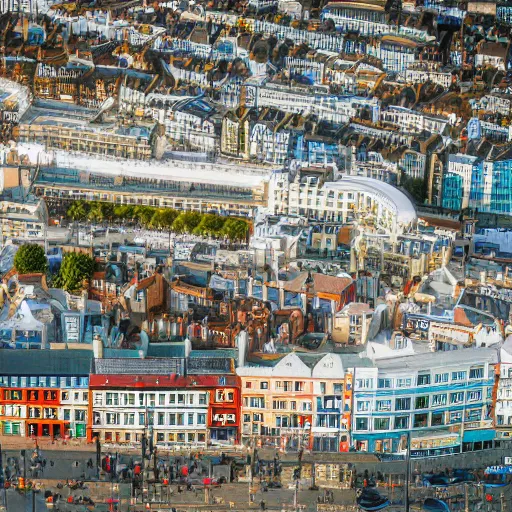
<box><xmin>94</xmin><ymin>357</ymin><xmax>184</xmax><ymax>375</ymax></box>
<box><xmin>147</xmin><ymin>343</ymin><xmax>186</xmax><ymax>358</ymax></box>
<box><xmin>0</xmin><ymin>349</ymin><xmax>93</xmax><ymax>375</ymax></box>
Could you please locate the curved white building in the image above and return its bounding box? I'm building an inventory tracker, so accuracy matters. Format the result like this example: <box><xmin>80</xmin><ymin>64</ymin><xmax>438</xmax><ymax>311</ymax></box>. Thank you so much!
<box><xmin>268</xmin><ymin>169</ymin><xmax>417</xmax><ymax>236</ymax></box>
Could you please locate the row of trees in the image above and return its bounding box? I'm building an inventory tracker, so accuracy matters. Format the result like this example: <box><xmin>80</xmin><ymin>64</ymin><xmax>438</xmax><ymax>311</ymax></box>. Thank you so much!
<box><xmin>66</xmin><ymin>201</ymin><xmax>250</xmax><ymax>241</ymax></box>
<box><xmin>14</xmin><ymin>244</ymin><xmax>95</xmax><ymax>293</ymax></box>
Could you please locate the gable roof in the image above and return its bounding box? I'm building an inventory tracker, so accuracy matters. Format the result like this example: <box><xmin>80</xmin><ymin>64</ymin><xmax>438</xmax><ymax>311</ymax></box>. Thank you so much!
<box><xmin>283</xmin><ymin>272</ymin><xmax>353</xmax><ymax>296</ymax></box>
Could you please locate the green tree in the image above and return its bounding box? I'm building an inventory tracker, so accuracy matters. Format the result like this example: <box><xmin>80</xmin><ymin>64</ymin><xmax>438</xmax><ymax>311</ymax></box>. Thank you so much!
<box><xmin>14</xmin><ymin>244</ymin><xmax>48</xmax><ymax>274</ymax></box>
<box><xmin>134</xmin><ymin>206</ymin><xmax>155</xmax><ymax>227</ymax></box>
<box><xmin>401</xmin><ymin>176</ymin><xmax>427</xmax><ymax>204</ymax></box>
<box><xmin>67</xmin><ymin>200</ymin><xmax>88</xmax><ymax>221</ymax></box>
<box><xmin>222</xmin><ymin>218</ymin><xmax>249</xmax><ymax>241</ymax></box>
<box><xmin>53</xmin><ymin>252</ymin><xmax>95</xmax><ymax>293</ymax></box>
<box><xmin>87</xmin><ymin>202</ymin><xmax>106</xmax><ymax>223</ymax></box>
<box><xmin>193</xmin><ymin>214</ymin><xmax>226</xmax><ymax>236</ymax></box>
<box><xmin>114</xmin><ymin>205</ymin><xmax>135</xmax><ymax>221</ymax></box>
<box><xmin>172</xmin><ymin>211</ymin><xmax>202</xmax><ymax>233</ymax></box>
<box><xmin>159</xmin><ymin>208</ymin><xmax>179</xmax><ymax>229</ymax></box>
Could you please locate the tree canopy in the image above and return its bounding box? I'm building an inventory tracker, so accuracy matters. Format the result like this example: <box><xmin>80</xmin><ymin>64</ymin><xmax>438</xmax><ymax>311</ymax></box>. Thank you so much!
<box><xmin>65</xmin><ymin>200</ymin><xmax>251</xmax><ymax>241</ymax></box>
<box><xmin>14</xmin><ymin>244</ymin><xmax>47</xmax><ymax>275</ymax></box>
<box><xmin>53</xmin><ymin>252</ymin><xmax>95</xmax><ymax>293</ymax></box>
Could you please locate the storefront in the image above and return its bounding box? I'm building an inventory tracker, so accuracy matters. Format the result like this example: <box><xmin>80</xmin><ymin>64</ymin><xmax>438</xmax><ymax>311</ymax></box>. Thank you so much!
<box><xmin>410</xmin><ymin>431</ymin><xmax>460</xmax><ymax>458</ymax></box>
<box><xmin>27</xmin><ymin>420</ymin><xmax>70</xmax><ymax>438</ymax></box>
<box><xmin>462</xmin><ymin>429</ymin><xmax>496</xmax><ymax>452</ymax></box>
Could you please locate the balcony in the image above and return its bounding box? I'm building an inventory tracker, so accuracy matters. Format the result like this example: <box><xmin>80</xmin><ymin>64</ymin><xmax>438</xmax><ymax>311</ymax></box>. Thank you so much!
<box><xmin>464</xmin><ymin>420</ymin><xmax>493</xmax><ymax>430</ymax></box>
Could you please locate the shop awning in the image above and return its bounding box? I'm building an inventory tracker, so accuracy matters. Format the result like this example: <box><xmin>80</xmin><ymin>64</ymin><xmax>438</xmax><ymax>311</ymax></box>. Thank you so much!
<box><xmin>463</xmin><ymin>429</ymin><xmax>496</xmax><ymax>443</ymax></box>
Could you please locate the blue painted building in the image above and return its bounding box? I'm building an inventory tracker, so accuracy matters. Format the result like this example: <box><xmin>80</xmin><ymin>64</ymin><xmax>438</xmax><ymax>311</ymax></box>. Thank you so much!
<box><xmin>352</xmin><ymin>348</ymin><xmax>497</xmax><ymax>457</ymax></box>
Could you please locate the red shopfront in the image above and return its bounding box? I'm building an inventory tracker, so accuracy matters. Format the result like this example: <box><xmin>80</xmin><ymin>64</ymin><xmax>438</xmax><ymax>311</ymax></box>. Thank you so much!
<box><xmin>208</xmin><ymin>376</ymin><xmax>240</xmax><ymax>444</ymax></box>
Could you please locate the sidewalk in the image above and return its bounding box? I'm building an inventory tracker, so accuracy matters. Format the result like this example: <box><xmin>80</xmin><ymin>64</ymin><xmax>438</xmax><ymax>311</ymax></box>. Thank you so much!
<box><xmin>0</xmin><ymin>436</ymin><xmax>95</xmax><ymax>452</ymax></box>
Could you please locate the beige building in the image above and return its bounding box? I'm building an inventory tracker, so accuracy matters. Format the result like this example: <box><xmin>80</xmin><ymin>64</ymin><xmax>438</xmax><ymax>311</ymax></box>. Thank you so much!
<box><xmin>237</xmin><ymin>352</ymin><xmax>353</xmax><ymax>453</ymax></box>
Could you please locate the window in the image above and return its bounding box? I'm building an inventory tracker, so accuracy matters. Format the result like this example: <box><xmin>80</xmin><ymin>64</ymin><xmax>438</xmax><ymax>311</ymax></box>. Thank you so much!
<box><xmin>75</xmin><ymin>410</ymin><xmax>85</xmax><ymax>422</ymax></box>
<box><xmin>395</xmin><ymin>398</ymin><xmax>411</xmax><ymax>411</ymax></box>
<box><xmin>395</xmin><ymin>416</ymin><xmax>409</xmax><ymax>429</ymax></box>
<box><xmin>169</xmin><ymin>414</ymin><xmax>176</xmax><ymax>426</ymax></box>
<box><xmin>469</xmin><ymin>367</ymin><xmax>484</xmax><ymax>379</ymax></box>
<box><xmin>320</xmin><ymin>382</ymin><xmax>326</xmax><ymax>394</ymax></box>
<box><xmin>435</xmin><ymin>373</ymin><xmax>449</xmax><ymax>384</ymax></box>
<box><xmin>139</xmin><ymin>413</ymin><xmax>145</xmax><ymax>426</ymax></box>
<box><xmin>449</xmin><ymin>411</ymin><xmax>462</xmax><ymax>423</ymax></box>
<box><xmin>413</xmin><ymin>413</ymin><xmax>428</xmax><ymax>428</ymax></box>
<box><xmin>94</xmin><ymin>393</ymin><xmax>102</xmax><ymax>406</ymax></box>
<box><xmin>376</xmin><ymin>400</ymin><xmax>391</xmax><ymax>412</ymax></box>
<box><xmin>356</xmin><ymin>378</ymin><xmax>373</xmax><ymax>389</ymax></box>
<box><xmin>466</xmin><ymin>408</ymin><xmax>481</xmax><ymax>421</ymax></box>
<box><xmin>106</xmin><ymin>413</ymin><xmax>120</xmax><ymax>425</ymax></box>
<box><xmin>290</xmin><ymin>401</ymin><xmax>297</xmax><ymax>410</ymax></box>
<box><xmin>158</xmin><ymin>413</ymin><xmax>165</xmax><ymax>426</ymax></box>
<box><xmin>177</xmin><ymin>414</ymin><xmax>184</xmax><ymax>425</ymax></box>
<box><xmin>245</xmin><ymin>381</ymin><xmax>252</xmax><ymax>389</ymax></box>
<box><xmin>169</xmin><ymin>394</ymin><xmax>175</xmax><ymax>405</ymax></box>
<box><xmin>378</xmin><ymin>378</ymin><xmax>391</xmax><ymax>388</ymax></box>
<box><xmin>417</xmin><ymin>374</ymin><xmax>430</xmax><ymax>386</ymax></box>
<box><xmin>302</xmin><ymin>402</ymin><xmax>312</xmax><ymax>411</ymax></box>
<box><xmin>188</xmin><ymin>413</ymin><xmax>194</xmax><ymax>425</ymax></box>
<box><xmin>159</xmin><ymin>394</ymin><xmax>165</xmax><ymax>406</ymax></box>
<box><xmin>355</xmin><ymin>417</ymin><xmax>368</xmax><ymax>430</ymax></box>
<box><xmin>199</xmin><ymin>394</ymin><xmax>207</xmax><ymax>405</ymax></box>
<box><xmin>260</xmin><ymin>382</ymin><xmax>268</xmax><ymax>390</ymax></box>
<box><xmin>106</xmin><ymin>393</ymin><xmax>118</xmax><ymax>406</ymax></box>
<box><xmin>63</xmin><ymin>409</ymin><xmax>71</xmax><ymax>421</ymax></box>
<box><xmin>333</xmin><ymin>383</ymin><xmax>343</xmax><ymax>393</ymax></box>
<box><xmin>253</xmin><ymin>413</ymin><xmax>263</xmax><ymax>422</ymax></box>
<box><xmin>197</xmin><ymin>413</ymin><xmax>206</xmax><ymax>425</ymax></box>
<box><xmin>432</xmin><ymin>394</ymin><xmax>447</xmax><ymax>406</ymax></box>
<box><xmin>178</xmin><ymin>394</ymin><xmax>185</xmax><ymax>404</ymax></box>
<box><xmin>189</xmin><ymin>395</ymin><xmax>194</xmax><ymax>405</ymax></box>
<box><xmin>273</xmin><ymin>400</ymin><xmax>287</xmax><ymax>410</ymax></box>
<box><xmin>124</xmin><ymin>413</ymin><xmax>135</xmax><ymax>425</ymax></box>
<box><xmin>374</xmin><ymin>418</ymin><xmax>390</xmax><ymax>430</ymax></box>
<box><xmin>249</xmin><ymin>397</ymin><xmax>265</xmax><ymax>408</ymax></box>
<box><xmin>357</xmin><ymin>401</ymin><xmax>370</xmax><ymax>412</ymax></box>
<box><xmin>295</xmin><ymin>381</ymin><xmax>305</xmax><ymax>392</ymax></box>
<box><xmin>467</xmin><ymin>390</ymin><xmax>482</xmax><ymax>402</ymax></box>
<box><xmin>243</xmin><ymin>414</ymin><xmax>250</xmax><ymax>423</ymax></box>
<box><xmin>452</xmin><ymin>371</ymin><xmax>466</xmax><ymax>381</ymax></box>
<box><xmin>415</xmin><ymin>396</ymin><xmax>429</xmax><ymax>409</ymax></box>
<box><xmin>450</xmin><ymin>392</ymin><xmax>464</xmax><ymax>404</ymax></box>
<box><xmin>396</xmin><ymin>378</ymin><xmax>412</xmax><ymax>388</ymax></box>
<box><xmin>431</xmin><ymin>412</ymin><xmax>444</xmax><ymax>426</ymax></box>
